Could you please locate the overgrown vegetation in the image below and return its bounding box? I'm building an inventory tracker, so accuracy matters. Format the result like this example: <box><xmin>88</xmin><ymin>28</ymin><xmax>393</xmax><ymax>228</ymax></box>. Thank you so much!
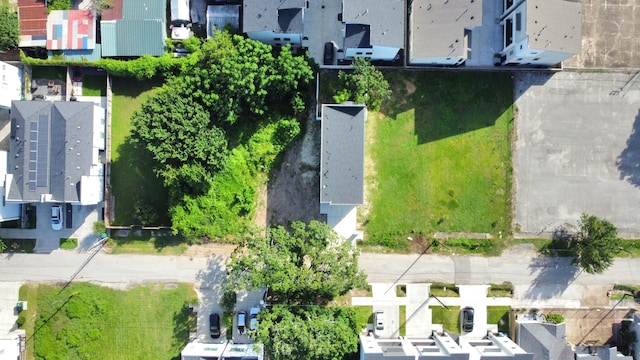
<box><xmin>544</xmin><ymin>313</ymin><xmax>565</xmax><ymax>324</ymax></box>
<box><xmin>362</xmin><ymin>71</ymin><xmax>514</xmax><ymax>250</ymax></box>
<box><xmin>18</xmin><ymin>282</ymin><xmax>197</xmax><ymax>359</ymax></box>
<box><xmin>0</xmin><ymin>4</ymin><xmax>18</xmax><ymax>49</ymax></box>
<box><xmin>127</xmin><ymin>31</ymin><xmax>313</xmax><ymax>241</ymax></box>
<box><xmin>1</xmin><ymin>239</ymin><xmax>36</xmax><ymax>253</ymax></box>
<box><xmin>107</xmin><ymin>232</ymin><xmax>188</xmax><ymax>255</ymax></box>
<box><xmin>334</xmin><ymin>57</ymin><xmax>391</xmax><ymax>111</ymax></box>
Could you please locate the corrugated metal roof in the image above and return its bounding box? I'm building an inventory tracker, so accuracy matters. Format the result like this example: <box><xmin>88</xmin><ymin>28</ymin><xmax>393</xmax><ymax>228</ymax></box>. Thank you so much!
<box><xmin>101</xmin><ymin>20</ymin><xmax>165</xmax><ymax>57</ymax></box>
<box><xmin>123</xmin><ymin>0</ymin><xmax>166</xmax><ymax>20</ymax></box>
<box><xmin>100</xmin><ymin>21</ymin><xmax>118</xmax><ymax>57</ymax></box>
<box><xmin>18</xmin><ymin>0</ymin><xmax>47</xmax><ymax>36</ymax></box>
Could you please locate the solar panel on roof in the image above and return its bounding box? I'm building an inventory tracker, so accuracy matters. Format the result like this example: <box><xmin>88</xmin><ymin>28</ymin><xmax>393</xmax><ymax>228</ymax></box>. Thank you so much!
<box><xmin>28</xmin><ymin>121</ymin><xmax>38</xmax><ymax>191</ymax></box>
<box><xmin>37</xmin><ymin>115</ymin><xmax>49</xmax><ymax>187</ymax></box>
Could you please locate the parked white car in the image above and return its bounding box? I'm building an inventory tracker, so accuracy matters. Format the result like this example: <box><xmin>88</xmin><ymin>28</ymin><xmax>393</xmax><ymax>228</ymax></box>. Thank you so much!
<box><xmin>374</xmin><ymin>311</ymin><xmax>385</xmax><ymax>337</ymax></box>
<box><xmin>51</xmin><ymin>205</ymin><xmax>63</xmax><ymax>231</ymax></box>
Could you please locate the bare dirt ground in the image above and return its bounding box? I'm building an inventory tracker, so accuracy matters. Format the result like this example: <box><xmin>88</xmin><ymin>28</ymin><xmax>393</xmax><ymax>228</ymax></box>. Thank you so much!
<box><xmin>182</xmin><ymin>243</ymin><xmax>237</xmax><ymax>258</ymax></box>
<box><xmin>254</xmin><ymin>112</ymin><xmax>323</xmax><ymax>230</ymax></box>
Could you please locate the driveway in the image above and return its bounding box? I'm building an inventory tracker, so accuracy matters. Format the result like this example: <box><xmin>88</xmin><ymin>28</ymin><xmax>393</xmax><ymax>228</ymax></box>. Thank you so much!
<box><xmin>514</xmin><ymin>71</ymin><xmax>640</xmax><ymax>236</ymax></box>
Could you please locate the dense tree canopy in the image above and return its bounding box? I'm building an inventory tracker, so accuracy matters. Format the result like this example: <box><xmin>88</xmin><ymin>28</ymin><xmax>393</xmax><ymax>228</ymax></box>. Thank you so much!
<box><xmin>179</xmin><ymin>31</ymin><xmax>313</xmax><ymax>124</ymax></box>
<box><xmin>129</xmin><ymin>31</ymin><xmax>313</xmax><ymax>237</ymax></box>
<box><xmin>225</xmin><ymin>220</ymin><xmax>368</xmax><ymax>304</ymax></box>
<box><xmin>254</xmin><ymin>306</ymin><xmax>360</xmax><ymax>360</ymax></box>
<box><xmin>571</xmin><ymin>213</ymin><xmax>620</xmax><ymax>274</ymax></box>
<box><xmin>335</xmin><ymin>57</ymin><xmax>391</xmax><ymax>111</ymax></box>
<box><xmin>0</xmin><ymin>5</ymin><xmax>19</xmax><ymax>50</ymax></box>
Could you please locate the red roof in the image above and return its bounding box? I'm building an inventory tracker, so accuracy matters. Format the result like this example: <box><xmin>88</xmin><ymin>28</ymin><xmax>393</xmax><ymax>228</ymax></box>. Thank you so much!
<box><xmin>18</xmin><ymin>0</ymin><xmax>47</xmax><ymax>36</ymax></box>
<box><xmin>100</xmin><ymin>0</ymin><xmax>123</xmax><ymax>21</ymax></box>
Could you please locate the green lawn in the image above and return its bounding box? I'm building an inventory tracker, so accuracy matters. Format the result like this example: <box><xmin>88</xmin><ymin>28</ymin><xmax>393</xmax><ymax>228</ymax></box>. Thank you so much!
<box><xmin>110</xmin><ymin>77</ymin><xmax>169</xmax><ymax>225</ymax></box>
<box><xmin>487</xmin><ymin>306</ymin><xmax>511</xmax><ymax>333</ymax></box>
<box><xmin>59</xmin><ymin>238</ymin><xmax>77</xmax><ymax>250</ymax></box>
<box><xmin>352</xmin><ymin>305</ymin><xmax>373</xmax><ymax>332</ymax></box>
<box><xmin>363</xmin><ymin>71</ymin><xmax>513</xmax><ymax>250</ymax></box>
<box><xmin>107</xmin><ymin>232</ymin><xmax>188</xmax><ymax>255</ymax></box>
<box><xmin>19</xmin><ymin>282</ymin><xmax>197</xmax><ymax>360</ymax></box>
<box><xmin>82</xmin><ymin>75</ymin><xmax>106</xmax><ymax>96</ymax></box>
<box><xmin>430</xmin><ymin>305</ymin><xmax>460</xmax><ymax>333</ymax></box>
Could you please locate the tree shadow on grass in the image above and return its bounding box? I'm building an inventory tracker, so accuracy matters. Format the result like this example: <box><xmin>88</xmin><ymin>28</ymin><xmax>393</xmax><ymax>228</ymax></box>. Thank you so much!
<box><xmin>110</xmin><ymin>137</ymin><xmax>170</xmax><ymax>226</ymax></box>
<box><xmin>380</xmin><ymin>70</ymin><xmax>516</xmax><ymax>144</ymax></box>
<box><xmin>616</xmin><ymin>109</ymin><xmax>640</xmax><ymax>187</ymax></box>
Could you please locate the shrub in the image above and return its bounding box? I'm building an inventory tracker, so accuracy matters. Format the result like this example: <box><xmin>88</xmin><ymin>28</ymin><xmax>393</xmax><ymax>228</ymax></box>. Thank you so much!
<box><xmin>545</xmin><ymin>313</ymin><xmax>564</xmax><ymax>324</ymax></box>
<box><xmin>93</xmin><ymin>221</ymin><xmax>106</xmax><ymax>234</ymax></box>
<box><xmin>16</xmin><ymin>312</ymin><xmax>26</xmax><ymax>327</ymax></box>
<box><xmin>59</xmin><ymin>238</ymin><xmax>78</xmax><ymax>250</ymax></box>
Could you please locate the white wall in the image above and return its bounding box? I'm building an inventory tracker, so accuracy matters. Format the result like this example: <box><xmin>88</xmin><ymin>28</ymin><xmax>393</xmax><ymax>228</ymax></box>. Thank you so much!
<box><xmin>344</xmin><ymin>45</ymin><xmax>399</xmax><ymax>61</ymax></box>
<box><xmin>0</xmin><ymin>61</ymin><xmax>22</xmax><ymax>109</ymax></box>
<box><xmin>409</xmin><ymin>56</ymin><xmax>465</xmax><ymax>66</ymax></box>
<box><xmin>247</xmin><ymin>30</ymin><xmax>302</xmax><ymax>47</ymax></box>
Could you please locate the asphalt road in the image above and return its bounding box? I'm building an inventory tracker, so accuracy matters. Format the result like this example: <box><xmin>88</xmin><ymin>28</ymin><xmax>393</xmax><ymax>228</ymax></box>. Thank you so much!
<box><xmin>1</xmin><ymin>247</ymin><xmax>639</xmax><ymax>302</ymax></box>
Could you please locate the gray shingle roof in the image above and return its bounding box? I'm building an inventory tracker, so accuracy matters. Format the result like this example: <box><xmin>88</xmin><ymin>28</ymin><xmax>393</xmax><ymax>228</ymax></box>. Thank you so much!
<box><xmin>526</xmin><ymin>0</ymin><xmax>582</xmax><ymax>54</ymax></box>
<box><xmin>410</xmin><ymin>0</ymin><xmax>483</xmax><ymax>60</ymax></box>
<box><xmin>518</xmin><ymin>322</ymin><xmax>573</xmax><ymax>360</ymax></box>
<box><xmin>8</xmin><ymin>101</ymin><xmax>96</xmax><ymax>203</ymax></box>
<box><xmin>320</xmin><ymin>104</ymin><xmax>366</xmax><ymax>205</ymax></box>
<box><xmin>242</xmin><ymin>0</ymin><xmax>305</xmax><ymax>33</ymax></box>
<box><xmin>342</xmin><ymin>0</ymin><xmax>405</xmax><ymax>48</ymax></box>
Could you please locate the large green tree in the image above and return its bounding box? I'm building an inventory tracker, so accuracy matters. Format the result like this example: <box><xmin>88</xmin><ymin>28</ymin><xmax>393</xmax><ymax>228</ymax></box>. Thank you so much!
<box><xmin>179</xmin><ymin>31</ymin><xmax>313</xmax><ymax>124</ymax></box>
<box><xmin>571</xmin><ymin>213</ymin><xmax>620</xmax><ymax>274</ymax></box>
<box><xmin>254</xmin><ymin>306</ymin><xmax>360</xmax><ymax>360</ymax></box>
<box><xmin>225</xmin><ymin>220</ymin><xmax>367</xmax><ymax>304</ymax></box>
<box><xmin>335</xmin><ymin>57</ymin><xmax>391</xmax><ymax>111</ymax></box>
<box><xmin>0</xmin><ymin>5</ymin><xmax>19</xmax><ymax>50</ymax></box>
<box><xmin>130</xmin><ymin>88</ymin><xmax>228</xmax><ymax>197</ymax></box>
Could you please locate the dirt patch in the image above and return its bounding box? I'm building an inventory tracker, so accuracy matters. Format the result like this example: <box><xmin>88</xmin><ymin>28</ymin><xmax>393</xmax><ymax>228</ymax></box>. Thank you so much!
<box><xmin>403</xmin><ymin>79</ymin><xmax>416</xmax><ymax>96</ymax></box>
<box><xmin>541</xmin><ymin>307</ymin><xmax>637</xmax><ymax>345</ymax></box>
<box><xmin>254</xmin><ymin>112</ymin><xmax>323</xmax><ymax>229</ymax></box>
<box><xmin>182</xmin><ymin>243</ymin><xmax>237</xmax><ymax>258</ymax></box>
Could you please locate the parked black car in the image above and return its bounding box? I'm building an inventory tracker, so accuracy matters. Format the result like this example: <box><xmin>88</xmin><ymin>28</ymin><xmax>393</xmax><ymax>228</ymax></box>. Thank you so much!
<box><xmin>209</xmin><ymin>313</ymin><xmax>221</xmax><ymax>338</ymax></box>
<box><xmin>460</xmin><ymin>307</ymin><xmax>474</xmax><ymax>333</ymax></box>
<box><xmin>323</xmin><ymin>42</ymin><xmax>335</xmax><ymax>65</ymax></box>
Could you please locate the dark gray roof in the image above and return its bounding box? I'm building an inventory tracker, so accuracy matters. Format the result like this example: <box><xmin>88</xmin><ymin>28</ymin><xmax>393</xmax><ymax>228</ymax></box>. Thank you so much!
<box><xmin>242</xmin><ymin>0</ymin><xmax>305</xmax><ymax>33</ymax></box>
<box><xmin>342</xmin><ymin>0</ymin><xmax>405</xmax><ymax>48</ymax></box>
<box><xmin>345</xmin><ymin>24</ymin><xmax>371</xmax><ymax>49</ymax></box>
<box><xmin>518</xmin><ymin>322</ymin><xmax>573</xmax><ymax>360</ymax></box>
<box><xmin>8</xmin><ymin>101</ymin><xmax>95</xmax><ymax>203</ymax></box>
<box><xmin>320</xmin><ymin>105</ymin><xmax>366</xmax><ymax>205</ymax></box>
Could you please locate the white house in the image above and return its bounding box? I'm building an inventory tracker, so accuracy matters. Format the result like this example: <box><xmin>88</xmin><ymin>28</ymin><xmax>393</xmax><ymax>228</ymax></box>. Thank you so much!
<box><xmin>5</xmin><ymin>101</ymin><xmax>105</xmax><ymax>205</ymax></box>
<box><xmin>342</xmin><ymin>0</ymin><xmax>404</xmax><ymax>61</ymax></box>
<box><xmin>0</xmin><ymin>61</ymin><xmax>22</xmax><ymax>109</ymax></box>
<box><xmin>408</xmin><ymin>0</ymin><xmax>483</xmax><ymax>66</ymax></box>
<box><xmin>242</xmin><ymin>0</ymin><xmax>305</xmax><ymax>47</ymax></box>
<box><xmin>499</xmin><ymin>0</ymin><xmax>581</xmax><ymax>66</ymax></box>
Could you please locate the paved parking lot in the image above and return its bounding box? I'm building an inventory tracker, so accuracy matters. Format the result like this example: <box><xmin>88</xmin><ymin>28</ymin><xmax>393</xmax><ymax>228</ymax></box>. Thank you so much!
<box><xmin>564</xmin><ymin>0</ymin><xmax>640</xmax><ymax>68</ymax></box>
<box><xmin>514</xmin><ymin>71</ymin><xmax>640</xmax><ymax>236</ymax></box>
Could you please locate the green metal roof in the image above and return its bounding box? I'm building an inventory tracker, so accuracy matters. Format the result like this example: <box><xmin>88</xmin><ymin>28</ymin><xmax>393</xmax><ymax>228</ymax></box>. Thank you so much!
<box><xmin>123</xmin><ymin>0</ymin><xmax>166</xmax><ymax>20</ymax></box>
<box><xmin>100</xmin><ymin>20</ymin><xmax>166</xmax><ymax>57</ymax></box>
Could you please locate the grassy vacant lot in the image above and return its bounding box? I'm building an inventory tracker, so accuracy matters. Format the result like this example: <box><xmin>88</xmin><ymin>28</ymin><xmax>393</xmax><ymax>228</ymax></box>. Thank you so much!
<box><xmin>19</xmin><ymin>282</ymin><xmax>197</xmax><ymax>360</ymax></box>
<box><xmin>110</xmin><ymin>77</ymin><xmax>169</xmax><ymax>225</ymax></box>
<box><xmin>431</xmin><ymin>305</ymin><xmax>460</xmax><ymax>333</ymax></box>
<box><xmin>362</xmin><ymin>71</ymin><xmax>513</xmax><ymax>250</ymax></box>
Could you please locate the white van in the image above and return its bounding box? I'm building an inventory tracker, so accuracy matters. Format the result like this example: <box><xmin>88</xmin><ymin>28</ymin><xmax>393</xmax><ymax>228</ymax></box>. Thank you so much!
<box><xmin>171</xmin><ymin>0</ymin><xmax>191</xmax><ymax>40</ymax></box>
<box><xmin>374</xmin><ymin>311</ymin><xmax>385</xmax><ymax>336</ymax></box>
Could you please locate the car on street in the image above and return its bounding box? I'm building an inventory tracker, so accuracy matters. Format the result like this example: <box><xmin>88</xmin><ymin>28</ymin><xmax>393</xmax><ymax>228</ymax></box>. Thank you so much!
<box><xmin>237</xmin><ymin>311</ymin><xmax>246</xmax><ymax>335</ymax></box>
<box><xmin>460</xmin><ymin>307</ymin><xmax>474</xmax><ymax>333</ymax></box>
<box><xmin>51</xmin><ymin>204</ymin><xmax>63</xmax><ymax>230</ymax></box>
<box><xmin>209</xmin><ymin>313</ymin><xmax>221</xmax><ymax>338</ymax></box>
<box><xmin>374</xmin><ymin>310</ymin><xmax>385</xmax><ymax>336</ymax></box>
<box><xmin>249</xmin><ymin>306</ymin><xmax>260</xmax><ymax>331</ymax></box>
